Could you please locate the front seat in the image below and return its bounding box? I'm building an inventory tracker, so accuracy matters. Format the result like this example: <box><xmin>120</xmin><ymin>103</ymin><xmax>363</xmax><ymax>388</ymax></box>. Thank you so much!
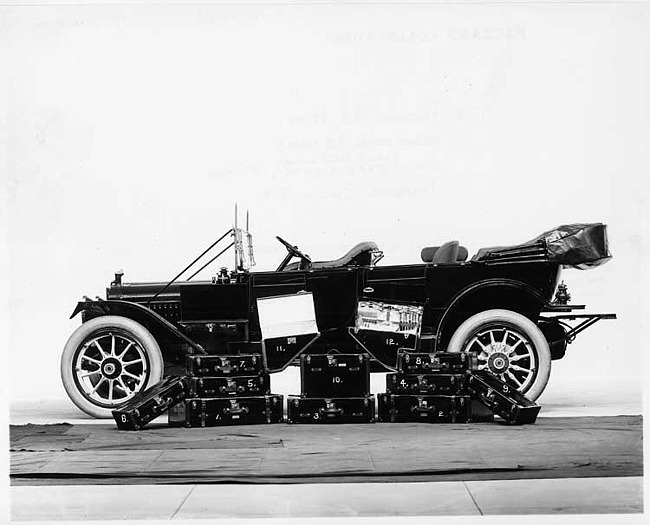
<box><xmin>284</xmin><ymin>241</ymin><xmax>379</xmax><ymax>271</ymax></box>
<box><xmin>421</xmin><ymin>241</ymin><xmax>468</xmax><ymax>264</ymax></box>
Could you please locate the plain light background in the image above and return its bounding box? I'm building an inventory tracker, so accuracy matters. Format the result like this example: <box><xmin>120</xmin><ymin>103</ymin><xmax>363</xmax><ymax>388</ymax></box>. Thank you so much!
<box><xmin>4</xmin><ymin>2</ymin><xmax>649</xmax><ymax>412</ymax></box>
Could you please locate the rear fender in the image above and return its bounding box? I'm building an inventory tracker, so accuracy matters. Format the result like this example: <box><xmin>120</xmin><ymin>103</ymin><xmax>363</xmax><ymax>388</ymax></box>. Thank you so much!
<box><xmin>70</xmin><ymin>300</ymin><xmax>206</xmax><ymax>355</ymax></box>
<box><xmin>434</xmin><ymin>278</ymin><xmax>546</xmax><ymax>351</ymax></box>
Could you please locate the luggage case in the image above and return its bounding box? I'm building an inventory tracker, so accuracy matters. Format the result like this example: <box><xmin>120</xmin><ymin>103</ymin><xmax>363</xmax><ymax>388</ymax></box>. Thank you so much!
<box><xmin>300</xmin><ymin>353</ymin><xmax>370</xmax><ymax>397</ymax></box>
<box><xmin>386</xmin><ymin>373</ymin><xmax>467</xmax><ymax>395</ymax></box>
<box><xmin>467</xmin><ymin>371</ymin><xmax>541</xmax><ymax>424</ymax></box>
<box><xmin>287</xmin><ymin>395</ymin><xmax>375</xmax><ymax>424</ymax></box>
<box><xmin>177</xmin><ymin>395</ymin><xmax>284</xmax><ymax>427</ymax></box>
<box><xmin>112</xmin><ymin>375</ymin><xmax>186</xmax><ymax>430</ymax></box>
<box><xmin>377</xmin><ymin>393</ymin><xmax>471</xmax><ymax>423</ymax></box>
<box><xmin>185</xmin><ymin>354</ymin><xmax>264</xmax><ymax>377</ymax></box>
<box><xmin>396</xmin><ymin>351</ymin><xmax>477</xmax><ymax>374</ymax></box>
<box><xmin>184</xmin><ymin>375</ymin><xmax>270</xmax><ymax>397</ymax></box>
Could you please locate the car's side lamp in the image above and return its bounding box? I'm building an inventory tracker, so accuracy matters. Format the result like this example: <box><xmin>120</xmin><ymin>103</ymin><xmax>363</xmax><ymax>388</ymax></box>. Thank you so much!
<box><xmin>363</xmin><ymin>286</ymin><xmax>374</xmax><ymax>294</ymax></box>
<box><xmin>553</xmin><ymin>281</ymin><xmax>571</xmax><ymax>305</ymax></box>
<box><xmin>111</xmin><ymin>269</ymin><xmax>124</xmax><ymax>287</ymax></box>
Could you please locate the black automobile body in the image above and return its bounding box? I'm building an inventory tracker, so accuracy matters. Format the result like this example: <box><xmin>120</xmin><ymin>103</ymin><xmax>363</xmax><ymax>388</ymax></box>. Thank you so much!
<box><xmin>61</xmin><ymin>213</ymin><xmax>615</xmax><ymax>418</ymax></box>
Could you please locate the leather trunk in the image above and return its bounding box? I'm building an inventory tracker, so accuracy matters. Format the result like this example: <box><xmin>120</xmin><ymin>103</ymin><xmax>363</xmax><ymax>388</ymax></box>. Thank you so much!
<box><xmin>184</xmin><ymin>375</ymin><xmax>270</xmax><ymax>397</ymax></box>
<box><xmin>185</xmin><ymin>354</ymin><xmax>264</xmax><ymax>377</ymax></box>
<box><xmin>377</xmin><ymin>393</ymin><xmax>471</xmax><ymax>423</ymax></box>
<box><xmin>173</xmin><ymin>395</ymin><xmax>284</xmax><ymax>427</ymax></box>
<box><xmin>467</xmin><ymin>371</ymin><xmax>541</xmax><ymax>424</ymax></box>
<box><xmin>397</xmin><ymin>351</ymin><xmax>478</xmax><ymax>374</ymax></box>
<box><xmin>386</xmin><ymin>373</ymin><xmax>468</xmax><ymax>395</ymax></box>
<box><xmin>287</xmin><ymin>395</ymin><xmax>375</xmax><ymax>424</ymax></box>
<box><xmin>112</xmin><ymin>376</ymin><xmax>186</xmax><ymax>430</ymax></box>
<box><xmin>300</xmin><ymin>353</ymin><xmax>370</xmax><ymax>397</ymax></box>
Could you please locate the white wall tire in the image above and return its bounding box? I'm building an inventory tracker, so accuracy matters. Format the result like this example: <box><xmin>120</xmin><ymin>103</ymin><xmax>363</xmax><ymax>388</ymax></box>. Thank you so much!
<box><xmin>446</xmin><ymin>309</ymin><xmax>551</xmax><ymax>401</ymax></box>
<box><xmin>60</xmin><ymin>315</ymin><xmax>164</xmax><ymax>418</ymax></box>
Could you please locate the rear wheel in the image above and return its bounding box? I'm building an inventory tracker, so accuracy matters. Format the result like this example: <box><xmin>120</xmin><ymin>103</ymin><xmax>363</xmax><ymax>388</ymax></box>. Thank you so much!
<box><xmin>60</xmin><ymin>315</ymin><xmax>164</xmax><ymax>418</ymax></box>
<box><xmin>446</xmin><ymin>309</ymin><xmax>551</xmax><ymax>401</ymax></box>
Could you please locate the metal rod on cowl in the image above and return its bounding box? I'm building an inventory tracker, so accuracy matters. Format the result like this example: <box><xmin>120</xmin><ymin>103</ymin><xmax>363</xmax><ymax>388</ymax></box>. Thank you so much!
<box><xmin>186</xmin><ymin>242</ymin><xmax>236</xmax><ymax>281</ymax></box>
<box><xmin>247</xmin><ymin>209</ymin><xmax>255</xmax><ymax>268</ymax></box>
<box><xmin>234</xmin><ymin>203</ymin><xmax>238</xmax><ymax>270</ymax></box>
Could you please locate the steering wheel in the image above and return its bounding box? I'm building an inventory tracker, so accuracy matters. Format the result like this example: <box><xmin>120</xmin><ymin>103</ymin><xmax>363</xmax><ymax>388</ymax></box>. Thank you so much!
<box><xmin>275</xmin><ymin>236</ymin><xmax>312</xmax><ymax>271</ymax></box>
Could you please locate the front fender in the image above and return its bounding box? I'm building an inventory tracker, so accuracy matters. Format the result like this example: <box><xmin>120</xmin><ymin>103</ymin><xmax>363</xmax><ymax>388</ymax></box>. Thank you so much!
<box><xmin>70</xmin><ymin>299</ymin><xmax>206</xmax><ymax>355</ymax></box>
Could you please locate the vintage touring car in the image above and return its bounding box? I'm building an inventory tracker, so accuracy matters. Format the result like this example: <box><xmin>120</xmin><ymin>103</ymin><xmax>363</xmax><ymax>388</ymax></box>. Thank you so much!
<box><xmin>61</xmin><ymin>213</ymin><xmax>614</xmax><ymax>417</ymax></box>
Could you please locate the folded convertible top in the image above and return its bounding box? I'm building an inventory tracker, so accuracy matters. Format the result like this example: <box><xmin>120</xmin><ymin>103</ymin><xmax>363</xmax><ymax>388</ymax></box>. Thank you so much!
<box><xmin>472</xmin><ymin>223</ymin><xmax>611</xmax><ymax>269</ymax></box>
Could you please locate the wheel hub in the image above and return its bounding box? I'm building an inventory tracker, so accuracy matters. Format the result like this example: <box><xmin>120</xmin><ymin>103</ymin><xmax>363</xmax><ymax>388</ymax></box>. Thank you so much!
<box><xmin>487</xmin><ymin>352</ymin><xmax>510</xmax><ymax>374</ymax></box>
<box><xmin>100</xmin><ymin>357</ymin><xmax>122</xmax><ymax>380</ymax></box>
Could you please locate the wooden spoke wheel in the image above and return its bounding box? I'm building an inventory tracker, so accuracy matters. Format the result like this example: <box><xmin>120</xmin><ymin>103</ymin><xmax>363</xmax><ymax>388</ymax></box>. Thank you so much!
<box><xmin>447</xmin><ymin>309</ymin><xmax>551</xmax><ymax>401</ymax></box>
<box><xmin>61</xmin><ymin>316</ymin><xmax>163</xmax><ymax>418</ymax></box>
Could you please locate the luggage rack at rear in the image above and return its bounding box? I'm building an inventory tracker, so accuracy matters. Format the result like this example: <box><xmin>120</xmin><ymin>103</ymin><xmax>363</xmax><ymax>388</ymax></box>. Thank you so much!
<box><xmin>540</xmin><ymin>312</ymin><xmax>617</xmax><ymax>343</ymax></box>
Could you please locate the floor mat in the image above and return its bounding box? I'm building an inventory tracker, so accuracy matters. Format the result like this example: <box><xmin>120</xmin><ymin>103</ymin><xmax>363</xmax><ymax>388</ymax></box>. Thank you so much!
<box><xmin>10</xmin><ymin>415</ymin><xmax>643</xmax><ymax>485</ymax></box>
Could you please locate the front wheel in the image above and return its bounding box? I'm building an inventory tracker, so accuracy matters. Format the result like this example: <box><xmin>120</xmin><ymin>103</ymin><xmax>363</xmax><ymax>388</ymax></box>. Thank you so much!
<box><xmin>60</xmin><ymin>315</ymin><xmax>164</xmax><ymax>418</ymax></box>
<box><xmin>446</xmin><ymin>309</ymin><xmax>551</xmax><ymax>401</ymax></box>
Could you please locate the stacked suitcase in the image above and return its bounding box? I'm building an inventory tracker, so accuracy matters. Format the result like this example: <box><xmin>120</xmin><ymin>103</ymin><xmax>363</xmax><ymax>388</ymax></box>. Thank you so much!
<box><xmin>112</xmin><ymin>345</ymin><xmax>284</xmax><ymax>429</ymax></box>
<box><xmin>112</xmin><ymin>349</ymin><xmax>541</xmax><ymax>429</ymax></box>
<box><xmin>378</xmin><ymin>351</ymin><xmax>479</xmax><ymax>423</ymax></box>
<box><xmin>170</xmin><ymin>351</ymin><xmax>284</xmax><ymax>427</ymax></box>
<box><xmin>377</xmin><ymin>350</ymin><xmax>540</xmax><ymax>425</ymax></box>
<box><xmin>287</xmin><ymin>353</ymin><xmax>375</xmax><ymax>423</ymax></box>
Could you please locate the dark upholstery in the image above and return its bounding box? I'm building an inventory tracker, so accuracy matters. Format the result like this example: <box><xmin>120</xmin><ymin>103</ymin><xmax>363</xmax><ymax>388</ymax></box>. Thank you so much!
<box><xmin>432</xmin><ymin>241</ymin><xmax>460</xmax><ymax>263</ymax></box>
<box><xmin>284</xmin><ymin>241</ymin><xmax>379</xmax><ymax>271</ymax></box>
<box><xmin>420</xmin><ymin>246</ymin><xmax>439</xmax><ymax>263</ymax></box>
<box><xmin>421</xmin><ymin>241</ymin><xmax>468</xmax><ymax>264</ymax></box>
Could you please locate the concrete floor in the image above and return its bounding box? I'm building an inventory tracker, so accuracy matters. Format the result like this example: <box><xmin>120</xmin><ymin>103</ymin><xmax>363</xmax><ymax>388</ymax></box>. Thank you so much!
<box><xmin>9</xmin><ymin>477</ymin><xmax>644</xmax><ymax>520</ymax></box>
